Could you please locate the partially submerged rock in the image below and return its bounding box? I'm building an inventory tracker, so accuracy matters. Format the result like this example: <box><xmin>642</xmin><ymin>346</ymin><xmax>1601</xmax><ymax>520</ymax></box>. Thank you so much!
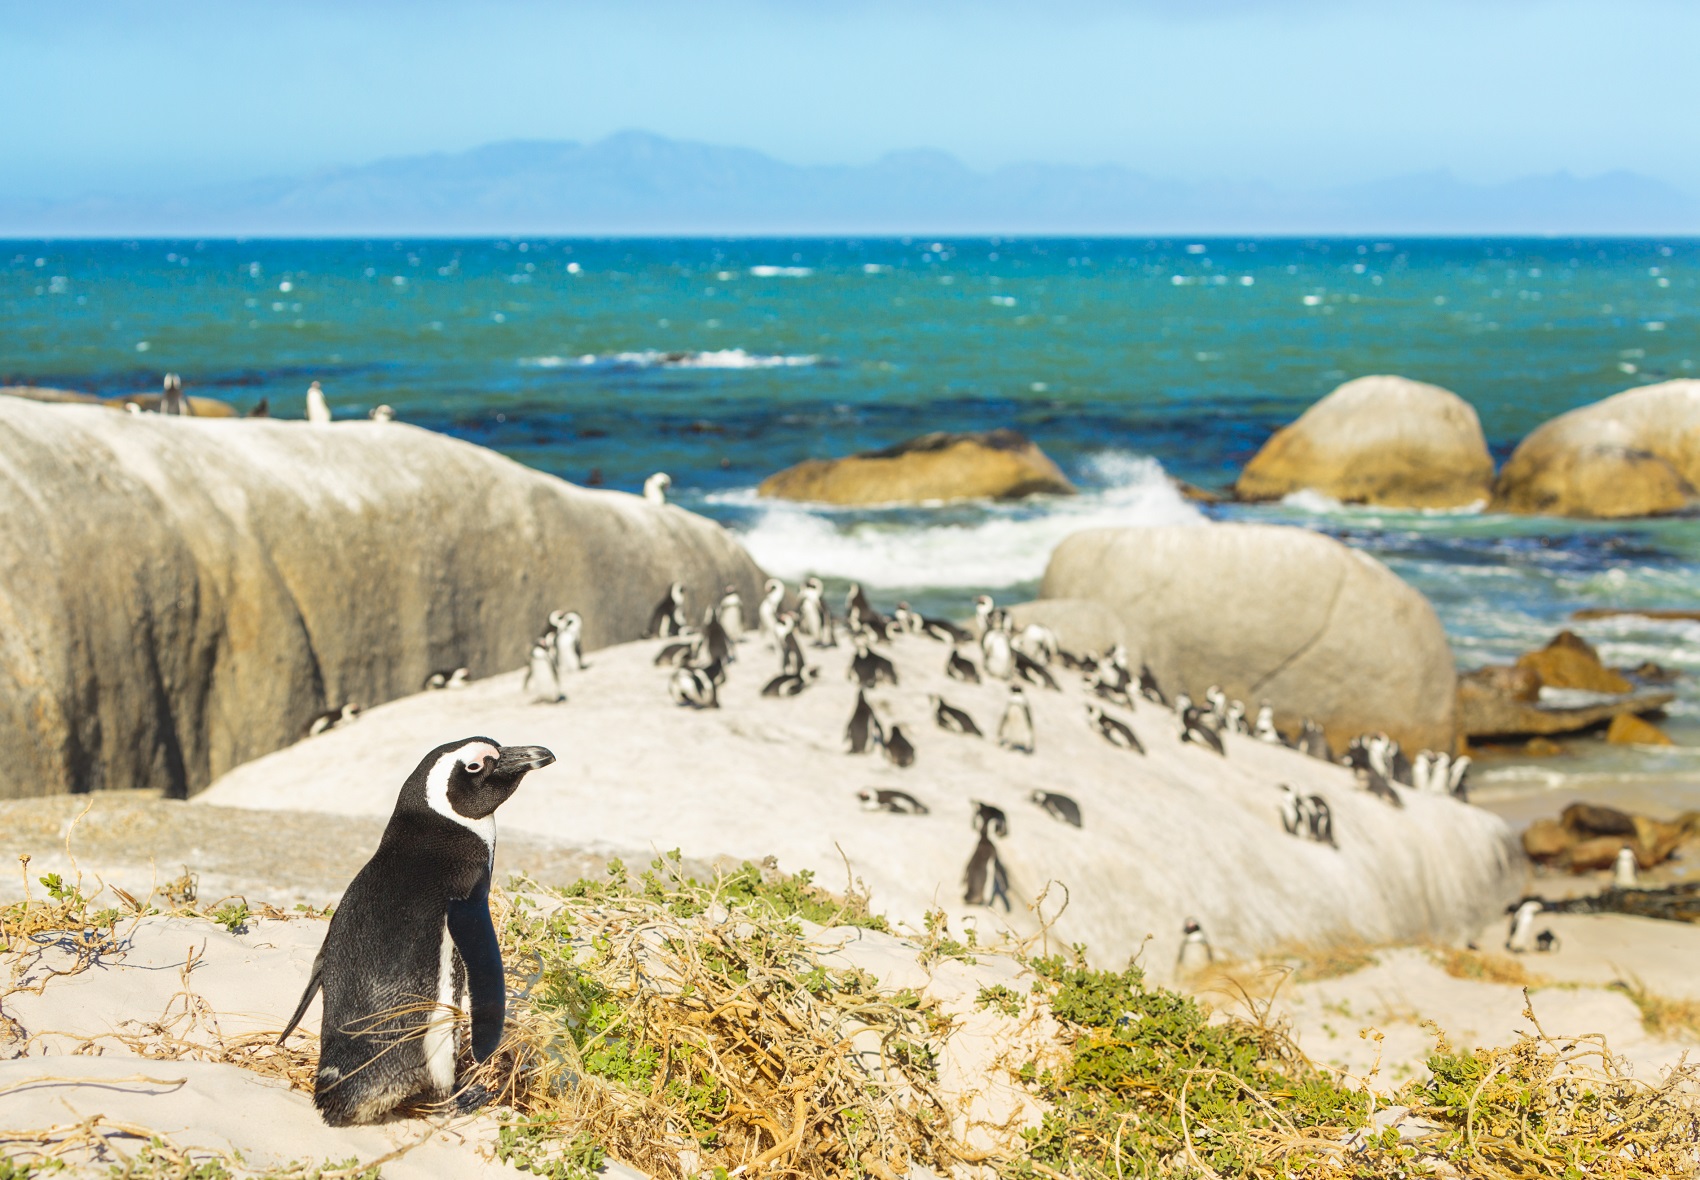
<box><xmin>1516</xmin><ymin>631</ymin><xmax>1632</xmax><ymax>694</ymax></box>
<box><xmin>1234</xmin><ymin>375</ymin><xmax>1495</xmax><ymax>509</ymax></box>
<box><xmin>1039</xmin><ymin>523</ymin><xmax>1457</xmax><ymax>753</ymax></box>
<box><xmin>1458</xmin><ymin>632</ymin><xmax>1673</xmax><ymax>740</ymax></box>
<box><xmin>758</xmin><ymin>429</ymin><xmax>1075</xmax><ymax>505</ymax></box>
<box><xmin>1492</xmin><ymin>379</ymin><xmax>1700</xmax><ymax>518</ymax></box>
<box><xmin>1608</xmin><ymin>713</ymin><xmax>1673</xmax><ymax>746</ymax></box>
<box><xmin>1520</xmin><ymin>803</ymin><xmax>1698</xmax><ymax>872</ymax></box>
<box><xmin>0</xmin><ymin>397</ymin><xmax>762</xmax><ymax>799</ymax></box>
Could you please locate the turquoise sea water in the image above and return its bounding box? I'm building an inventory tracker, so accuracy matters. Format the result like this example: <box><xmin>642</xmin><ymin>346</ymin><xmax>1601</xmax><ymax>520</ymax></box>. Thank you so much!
<box><xmin>4</xmin><ymin>237</ymin><xmax>1699</xmax><ymax>807</ymax></box>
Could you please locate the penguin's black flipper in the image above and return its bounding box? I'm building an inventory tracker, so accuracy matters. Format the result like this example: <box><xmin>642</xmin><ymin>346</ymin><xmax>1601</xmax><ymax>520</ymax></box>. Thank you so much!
<box><xmin>277</xmin><ymin>956</ymin><xmax>324</xmax><ymax>1045</ymax></box>
<box><xmin>446</xmin><ymin>875</ymin><xmax>506</xmax><ymax>1061</ymax></box>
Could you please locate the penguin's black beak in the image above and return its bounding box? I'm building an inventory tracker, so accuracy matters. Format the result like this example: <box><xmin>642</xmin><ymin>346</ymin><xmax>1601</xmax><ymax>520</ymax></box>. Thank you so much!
<box><xmin>495</xmin><ymin>745</ymin><xmax>556</xmax><ymax>776</ymax></box>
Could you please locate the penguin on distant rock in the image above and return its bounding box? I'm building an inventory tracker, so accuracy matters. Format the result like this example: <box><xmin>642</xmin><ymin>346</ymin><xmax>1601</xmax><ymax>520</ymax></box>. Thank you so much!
<box><xmin>1178</xmin><ymin>703</ymin><xmax>1225</xmax><ymax>755</ymax></box>
<box><xmin>306</xmin><ymin>380</ymin><xmax>331</xmax><ymax>424</ymax></box>
<box><xmin>963</xmin><ymin>827</ymin><xmax>1011</xmax><ymax>911</ymax></box>
<box><xmin>277</xmin><ymin>738</ymin><xmax>554</xmax><ymax>1125</ymax></box>
<box><xmin>882</xmin><ymin>724</ymin><xmax>916</xmax><ymax>769</ymax></box>
<box><xmin>369</xmin><ymin>404</ymin><xmax>395</xmax><ymax>422</ymax></box>
<box><xmin>161</xmin><ymin>373</ymin><xmax>189</xmax><ymax>416</ymax></box>
<box><xmin>1137</xmin><ymin>661</ymin><xmax>1167</xmax><ymax>708</ymax></box>
<box><xmin>1614</xmin><ymin>846</ymin><xmax>1639</xmax><ymax>889</ymax></box>
<box><xmin>643</xmin><ymin>472</ymin><xmax>671</xmax><ymax>506</ymax></box>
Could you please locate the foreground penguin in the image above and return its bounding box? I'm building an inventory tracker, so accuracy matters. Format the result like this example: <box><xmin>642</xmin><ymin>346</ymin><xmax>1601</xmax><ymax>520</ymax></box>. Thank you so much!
<box><xmin>278</xmin><ymin>738</ymin><xmax>556</xmax><ymax>1125</ymax></box>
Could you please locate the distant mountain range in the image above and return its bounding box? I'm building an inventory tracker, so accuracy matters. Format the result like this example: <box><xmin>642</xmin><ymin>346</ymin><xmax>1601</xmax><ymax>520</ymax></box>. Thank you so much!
<box><xmin>6</xmin><ymin>131</ymin><xmax>1697</xmax><ymax>236</ymax></box>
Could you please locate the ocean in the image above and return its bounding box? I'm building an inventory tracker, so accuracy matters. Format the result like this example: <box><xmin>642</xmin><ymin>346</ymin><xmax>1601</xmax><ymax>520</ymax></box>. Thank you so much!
<box><xmin>5</xmin><ymin>236</ymin><xmax>1699</xmax><ymax>813</ymax></box>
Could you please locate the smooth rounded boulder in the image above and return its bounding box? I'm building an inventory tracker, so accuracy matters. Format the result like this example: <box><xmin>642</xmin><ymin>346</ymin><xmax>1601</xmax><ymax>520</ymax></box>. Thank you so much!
<box><xmin>0</xmin><ymin>396</ymin><xmax>764</xmax><ymax>800</ymax></box>
<box><xmin>1235</xmin><ymin>375</ymin><xmax>1494</xmax><ymax>508</ymax></box>
<box><xmin>758</xmin><ymin>429</ymin><xmax>1075</xmax><ymax>506</ymax></box>
<box><xmin>1492</xmin><ymin>380</ymin><xmax>1700</xmax><ymax>518</ymax></box>
<box><xmin>1039</xmin><ymin>523</ymin><xmax>1456</xmax><ymax>752</ymax></box>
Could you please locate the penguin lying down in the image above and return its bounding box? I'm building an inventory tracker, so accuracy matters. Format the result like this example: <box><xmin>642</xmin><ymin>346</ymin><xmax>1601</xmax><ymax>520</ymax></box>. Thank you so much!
<box><xmin>279</xmin><ymin>737</ymin><xmax>555</xmax><ymax>1126</ymax></box>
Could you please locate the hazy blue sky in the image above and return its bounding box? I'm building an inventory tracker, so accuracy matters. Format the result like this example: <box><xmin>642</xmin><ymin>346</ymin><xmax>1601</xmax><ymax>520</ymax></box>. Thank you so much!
<box><xmin>4</xmin><ymin>0</ymin><xmax>1696</xmax><ymax>199</ymax></box>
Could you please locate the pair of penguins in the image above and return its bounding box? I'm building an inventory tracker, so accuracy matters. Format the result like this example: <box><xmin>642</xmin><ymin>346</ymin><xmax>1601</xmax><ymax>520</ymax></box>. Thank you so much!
<box><xmin>278</xmin><ymin>737</ymin><xmax>555</xmax><ymax>1126</ymax></box>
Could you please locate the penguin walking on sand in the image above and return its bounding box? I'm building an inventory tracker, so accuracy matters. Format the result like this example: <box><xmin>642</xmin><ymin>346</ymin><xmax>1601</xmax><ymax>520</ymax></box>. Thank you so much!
<box><xmin>305</xmin><ymin>702</ymin><xmax>361</xmax><ymax>737</ymax></box>
<box><xmin>524</xmin><ymin>638</ymin><xmax>565</xmax><ymax>703</ymax></box>
<box><xmin>799</xmin><ymin>577</ymin><xmax>836</xmax><ymax>647</ymax></box>
<box><xmin>1086</xmin><ymin>703</ymin><xmax>1144</xmax><ymax>753</ymax></box>
<box><xmin>859</xmin><ymin>788</ymin><xmax>928</xmax><ymax>815</ymax></box>
<box><xmin>551</xmin><ymin>611</ymin><xmax>585</xmax><ymax>675</ymax></box>
<box><xmin>278</xmin><ymin>738</ymin><xmax>555</xmax><ymax>1125</ymax></box>
<box><xmin>1254</xmin><ymin>703</ymin><xmax>1282</xmax><ymax>745</ymax></box>
<box><xmin>1504</xmin><ymin>897</ymin><xmax>1544</xmax><ymax>953</ymax></box>
<box><xmin>647</xmin><ymin>582</ymin><xmax>688</xmax><ymax>639</ymax></box>
<box><xmin>306</xmin><ymin>380</ymin><xmax>331</xmax><ymax>424</ymax></box>
<box><xmin>1176</xmin><ymin>919</ymin><xmax>1214</xmax><ymax>974</ymax></box>
<box><xmin>717</xmin><ymin>586</ymin><xmax>745</xmax><ymax>644</ymax></box>
<box><xmin>845</xmin><ymin>689</ymin><xmax>884</xmax><ymax>754</ymax></box>
<box><xmin>1178</xmin><ymin>703</ymin><xmax>1225</xmax><ymax>755</ymax></box>
<box><xmin>963</xmin><ymin>827</ymin><xmax>1011</xmax><ymax>911</ymax></box>
<box><xmin>930</xmin><ymin>694</ymin><xmax>982</xmax><ymax>737</ymax></box>
<box><xmin>757</xmin><ymin>579</ymin><xmax>785</xmax><ymax>649</ymax></box>
<box><xmin>848</xmin><ymin>633</ymin><xmax>898</xmax><ymax>688</ymax></box>
<box><xmin>997</xmin><ymin>685</ymin><xmax>1035</xmax><ymax>754</ymax></box>
<box><xmin>643</xmin><ymin>472</ymin><xmax>671</xmax><ymax>506</ymax></box>
<box><xmin>1031</xmin><ymin>790</ymin><xmax>1082</xmax><ymax>828</ymax></box>
<box><xmin>946</xmin><ymin>646</ymin><xmax>980</xmax><ymax>684</ymax></box>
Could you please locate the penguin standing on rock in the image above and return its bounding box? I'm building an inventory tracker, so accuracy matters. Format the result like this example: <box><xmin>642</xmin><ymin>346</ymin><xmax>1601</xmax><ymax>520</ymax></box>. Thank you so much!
<box><xmin>279</xmin><ymin>740</ymin><xmax>555</xmax><ymax>1125</ymax></box>
<box><xmin>858</xmin><ymin>788</ymin><xmax>928</xmax><ymax>815</ymax></box>
<box><xmin>1178</xmin><ymin>703</ymin><xmax>1225</xmax><ymax>755</ymax></box>
<box><xmin>161</xmin><ymin>373</ymin><xmax>188</xmax><ymax>416</ymax></box>
<box><xmin>668</xmin><ymin>662</ymin><xmax>721</xmax><ymax>709</ymax></box>
<box><xmin>643</xmin><ymin>472</ymin><xmax>671</xmax><ymax>506</ymax></box>
<box><xmin>306</xmin><ymin>380</ymin><xmax>332</xmax><ymax>424</ymax></box>
<box><xmin>845</xmin><ymin>689</ymin><xmax>884</xmax><ymax>754</ymax></box>
<box><xmin>981</xmin><ymin>626</ymin><xmax>1016</xmax><ymax>681</ymax></box>
<box><xmin>551</xmin><ymin>612</ymin><xmax>585</xmax><ymax>676</ymax></box>
<box><xmin>757</xmin><ymin>579</ymin><xmax>785</xmax><ymax>649</ymax></box>
<box><xmin>882</xmin><ymin>724</ymin><xmax>916</xmax><ymax>769</ymax></box>
<box><xmin>1254</xmin><ymin>703</ymin><xmax>1282</xmax><ymax>745</ymax></box>
<box><xmin>717</xmin><ymin>586</ymin><xmax>745</xmax><ymax>644</ymax></box>
<box><xmin>1137</xmin><ymin>662</ymin><xmax>1167</xmax><ymax>707</ymax></box>
<box><xmin>1086</xmin><ymin>703</ymin><xmax>1144</xmax><ymax>753</ymax></box>
<box><xmin>848</xmin><ymin>634</ymin><xmax>898</xmax><ymax>688</ymax></box>
<box><xmin>1030</xmin><ymin>790</ymin><xmax>1082</xmax><ymax>828</ymax></box>
<box><xmin>1298</xmin><ymin>720</ymin><xmax>1332</xmax><ymax>761</ymax></box>
<box><xmin>702</xmin><ymin>606</ymin><xmax>735</xmax><ymax>665</ymax></box>
<box><xmin>963</xmin><ymin>826</ymin><xmax>1011</xmax><ymax>911</ymax></box>
<box><xmin>1355</xmin><ymin>765</ymin><xmax>1403</xmax><ymax>808</ymax></box>
<box><xmin>306</xmin><ymin>702</ymin><xmax>361</xmax><ymax>737</ymax></box>
<box><xmin>799</xmin><ymin>577</ymin><xmax>835</xmax><ymax>647</ymax></box>
<box><xmin>997</xmin><ymin>686</ymin><xmax>1035</xmax><ymax>753</ymax></box>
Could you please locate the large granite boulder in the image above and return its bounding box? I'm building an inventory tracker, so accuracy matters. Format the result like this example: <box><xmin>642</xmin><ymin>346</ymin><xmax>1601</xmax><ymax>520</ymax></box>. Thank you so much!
<box><xmin>0</xmin><ymin>396</ymin><xmax>763</xmax><ymax>800</ymax></box>
<box><xmin>1235</xmin><ymin>375</ymin><xmax>1495</xmax><ymax>509</ymax></box>
<box><xmin>758</xmin><ymin>430</ymin><xmax>1075</xmax><ymax>505</ymax></box>
<box><xmin>1492</xmin><ymin>380</ymin><xmax>1700</xmax><ymax>518</ymax></box>
<box><xmin>1039</xmin><ymin>524</ymin><xmax>1456</xmax><ymax>752</ymax></box>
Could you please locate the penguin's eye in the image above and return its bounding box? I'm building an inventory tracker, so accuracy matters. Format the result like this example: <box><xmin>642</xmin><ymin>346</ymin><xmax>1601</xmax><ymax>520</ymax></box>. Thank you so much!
<box><xmin>464</xmin><ymin>759</ymin><xmax>485</xmax><ymax>774</ymax></box>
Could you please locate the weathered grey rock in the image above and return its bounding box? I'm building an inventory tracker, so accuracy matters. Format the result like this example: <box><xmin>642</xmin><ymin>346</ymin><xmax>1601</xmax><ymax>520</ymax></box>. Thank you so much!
<box><xmin>1006</xmin><ymin>599</ymin><xmax>1127</xmax><ymax>656</ymax></box>
<box><xmin>758</xmin><ymin>429</ymin><xmax>1075</xmax><ymax>505</ymax></box>
<box><xmin>1236</xmin><ymin>375</ymin><xmax>1494</xmax><ymax>509</ymax></box>
<box><xmin>1492</xmin><ymin>380</ymin><xmax>1700</xmax><ymax>518</ymax></box>
<box><xmin>1039</xmin><ymin>524</ymin><xmax>1456</xmax><ymax>752</ymax></box>
<box><xmin>0</xmin><ymin>396</ymin><xmax>762</xmax><ymax>799</ymax></box>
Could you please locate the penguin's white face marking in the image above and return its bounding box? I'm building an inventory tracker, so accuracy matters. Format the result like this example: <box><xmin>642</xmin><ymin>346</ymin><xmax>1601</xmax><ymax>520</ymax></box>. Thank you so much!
<box><xmin>425</xmin><ymin>741</ymin><xmax>502</xmax><ymax>846</ymax></box>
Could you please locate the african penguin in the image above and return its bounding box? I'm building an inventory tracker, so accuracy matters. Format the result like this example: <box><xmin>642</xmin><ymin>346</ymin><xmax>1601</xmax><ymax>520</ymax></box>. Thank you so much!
<box><xmin>846</xmin><ymin>583</ymin><xmax>891</xmax><ymax>639</ymax></box>
<box><xmin>1013</xmin><ymin>623</ymin><xmax>1058</xmax><ymax>667</ymax></box>
<box><xmin>981</xmin><ymin>626</ymin><xmax>1015</xmax><ymax>681</ymax></box>
<box><xmin>369</xmin><ymin>404</ymin><xmax>395</xmax><ymax>422</ymax></box>
<box><xmin>1355</xmin><ymin>765</ymin><xmax>1403</xmax><ymax>809</ymax></box>
<box><xmin>962</xmin><ymin>829</ymin><xmax>1011</xmax><ymax>911</ymax></box>
<box><xmin>1176</xmin><ymin>919</ymin><xmax>1214</xmax><ymax>974</ymax></box>
<box><xmin>918</xmin><ymin>612</ymin><xmax>971</xmax><ymax>643</ymax></box>
<box><xmin>1504</xmin><ymin>897</ymin><xmax>1544</xmax><ymax>953</ymax></box>
<box><xmin>973</xmin><ymin>594</ymin><xmax>1004</xmax><ymax>637</ymax></box>
<box><xmin>758</xmin><ymin>579</ymin><xmax>785</xmax><ymax>649</ymax></box>
<box><xmin>523</xmin><ymin>639</ymin><xmax>565</xmax><ymax>703</ymax></box>
<box><xmin>305</xmin><ymin>702</ymin><xmax>360</xmax><ymax>737</ymax></box>
<box><xmin>1086</xmin><ymin>703</ymin><xmax>1144</xmax><ymax>753</ymax></box>
<box><xmin>653</xmin><ymin>637</ymin><xmax>699</xmax><ymax>667</ymax></box>
<box><xmin>848</xmin><ymin>634</ymin><xmax>898</xmax><ymax>688</ymax></box>
<box><xmin>643</xmin><ymin>472</ymin><xmax>671</xmax><ymax>506</ymax></box>
<box><xmin>1030</xmin><ymin>790</ymin><xmax>1082</xmax><ymax>828</ymax></box>
<box><xmin>646</xmin><ymin>582</ymin><xmax>688</xmax><ymax>639</ymax></box>
<box><xmin>945</xmin><ymin>647</ymin><xmax>980</xmax><ymax>684</ymax></box>
<box><xmin>160</xmin><ymin>372</ymin><xmax>188</xmax><ymax>416</ymax></box>
<box><xmin>971</xmin><ymin>800</ymin><xmax>1009</xmax><ymax>838</ymax></box>
<box><xmin>1137</xmin><ymin>661</ymin><xmax>1167</xmax><ymax>707</ymax></box>
<box><xmin>1278</xmin><ymin>784</ymin><xmax>1307</xmax><ymax>836</ymax></box>
<box><xmin>702</xmin><ymin>606</ymin><xmax>735</xmax><ymax>665</ymax></box>
<box><xmin>1253</xmin><ymin>703</ymin><xmax>1282</xmax><ymax>745</ymax></box>
<box><xmin>997</xmin><ymin>685</ymin><xmax>1035</xmax><ymax>754</ymax></box>
<box><xmin>1178</xmin><ymin>704</ymin><xmax>1224</xmax><ymax>755</ymax></box>
<box><xmin>858</xmin><ymin>788</ymin><xmax>928</xmax><ymax>815</ymax></box>
<box><xmin>799</xmin><ymin>577</ymin><xmax>835</xmax><ymax>647</ymax></box>
<box><xmin>844</xmin><ymin>689</ymin><xmax>884</xmax><ymax>754</ymax></box>
<box><xmin>1225</xmin><ymin>699</ymin><xmax>1248</xmax><ymax>735</ymax></box>
<box><xmin>882</xmin><ymin>724</ymin><xmax>916</xmax><ymax>769</ymax></box>
<box><xmin>1448</xmin><ymin>755</ymin><xmax>1473</xmax><ymax>801</ymax></box>
<box><xmin>1013</xmin><ymin>648</ymin><xmax>1060</xmax><ymax>691</ymax></box>
<box><xmin>552</xmin><ymin>612</ymin><xmax>585</xmax><ymax>675</ymax></box>
<box><xmin>930</xmin><ymin>693</ymin><xmax>982</xmax><ymax>737</ymax></box>
<box><xmin>775</xmin><ymin>613</ymin><xmax>807</xmax><ymax>676</ymax></box>
<box><xmin>1614</xmin><ymin>846</ymin><xmax>1639</xmax><ymax>889</ymax></box>
<box><xmin>717</xmin><ymin>586</ymin><xmax>745</xmax><ymax>644</ymax></box>
<box><xmin>278</xmin><ymin>738</ymin><xmax>555</xmax><ymax>1125</ymax></box>
<box><xmin>1298</xmin><ymin>720</ymin><xmax>1332</xmax><ymax>762</ymax></box>
<box><xmin>1534</xmin><ymin>929</ymin><xmax>1559</xmax><ymax>953</ymax></box>
<box><xmin>1205</xmin><ymin>686</ymin><xmax>1229</xmax><ymax>732</ymax></box>
<box><xmin>893</xmin><ymin>602</ymin><xmax>919</xmax><ymax>634</ymax></box>
<box><xmin>423</xmin><ymin>667</ymin><xmax>469</xmax><ymax>691</ymax></box>
<box><xmin>668</xmin><ymin>664</ymin><xmax>720</xmax><ymax>709</ymax></box>
<box><xmin>1307</xmin><ymin>795</ymin><xmax>1336</xmax><ymax>847</ymax></box>
<box><xmin>306</xmin><ymin>380</ymin><xmax>331</xmax><ymax>424</ymax></box>
<box><xmin>247</xmin><ymin>397</ymin><xmax>269</xmax><ymax>418</ymax></box>
<box><xmin>761</xmin><ymin>667</ymin><xmax>818</xmax><ymax>697</ymax></box>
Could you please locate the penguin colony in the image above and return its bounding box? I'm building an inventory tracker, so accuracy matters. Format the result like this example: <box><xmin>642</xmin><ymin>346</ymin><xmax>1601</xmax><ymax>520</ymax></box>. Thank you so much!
<box><xmin>111</xmin><ymin>375</ymin><xmax>401</xmax><ymax>422</ymax></box>
<box><xmin>614</xmin><ymin>580</ymin><xmax>1477</xmax><ymax>916</ymax></box>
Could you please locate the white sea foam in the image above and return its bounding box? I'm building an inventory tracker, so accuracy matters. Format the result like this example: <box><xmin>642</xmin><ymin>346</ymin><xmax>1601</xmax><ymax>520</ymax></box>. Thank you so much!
<box><xmin>748</xmin><ymin>265</ymin><xmax>814</xmax><ymax>278</ymax></box>
<box><xmin>520</xmin><ymin>349</ymin><xmax>819</xmax><ymax>370</ymax></box>
<box><xmin>718</xmin><ymin>452</ymin><xmax>1203</xmax><ymax>590</ymax></box>
<box><xmin>1277</xmin><ymin>490</ymin><xmax>1488</xmax><ymax>518</ymax></box>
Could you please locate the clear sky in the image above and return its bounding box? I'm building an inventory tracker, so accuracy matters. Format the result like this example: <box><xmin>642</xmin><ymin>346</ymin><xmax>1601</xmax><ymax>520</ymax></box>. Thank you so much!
<box><xmin>4</xmin><ymin>0</ymin><xmax>1696</xmax><ymax>200</ymax></box>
